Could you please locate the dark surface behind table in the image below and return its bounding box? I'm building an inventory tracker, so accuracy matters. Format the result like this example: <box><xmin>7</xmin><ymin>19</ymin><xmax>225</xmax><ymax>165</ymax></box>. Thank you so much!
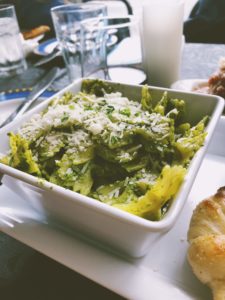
<box><xmin>0</xmin><ymin>42</ymin><xmax>225</xmax><ymax>300</ymax></box>
<box><xmin>0</xmin><ymin>232</ymin><xmax>125</xmax><ymax>300</ymax></box>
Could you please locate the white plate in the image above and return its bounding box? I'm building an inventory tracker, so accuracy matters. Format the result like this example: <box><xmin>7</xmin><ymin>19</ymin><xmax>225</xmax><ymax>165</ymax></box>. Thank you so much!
<box><xmin>0</xmin><ymin>90</ymin><xmax>55</xmax><ymax>125</ymax></box>
<box><xmin>0</xmin><ymin>99</ymin><xmax>224</xmax><ymax>299</ymax></box>
<box><xmin>107</xmin><ymin>36</ymin><xmax>142</xmax><ymax>66</ymax></box>
<box><xmin>171</xmin><ymin>79</ymin><xmax>209</xmax><ymax>93</ymax></box>
<box><xmin>108</xmin><ymin>67</ymin><xmax>146</xmax><ymax>84</ymax></box>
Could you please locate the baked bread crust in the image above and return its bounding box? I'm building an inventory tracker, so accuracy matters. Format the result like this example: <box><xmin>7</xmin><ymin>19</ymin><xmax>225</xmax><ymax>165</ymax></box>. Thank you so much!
<box><xmin>187</xmin><ymin>187</ymin><xmax>225</xmax><ymax>300</ymax></box>
<box><xmin>22</xmin><ymin>25</ymin><xmax>50</xmax><ymax>40</ymax></box>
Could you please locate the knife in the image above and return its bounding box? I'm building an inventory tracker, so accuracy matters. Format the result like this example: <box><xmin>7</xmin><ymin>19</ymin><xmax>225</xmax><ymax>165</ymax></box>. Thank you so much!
<box><xmin>0</xmin><ymin>67</ymin><xmax>59</xmax><ymax>129</ymax></box>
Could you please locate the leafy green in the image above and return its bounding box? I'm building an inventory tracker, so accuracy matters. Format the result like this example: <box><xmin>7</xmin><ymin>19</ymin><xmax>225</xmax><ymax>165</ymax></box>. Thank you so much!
<box><xmin>141</xmin><ymin>85</ymin><xmax>152</xmax><ymax>111</ymax></box>
<box><xmin>174</xmin><ymin>116</ymin><xmax>208</xmax><ymax>163</ymax></box>
<box><xmin>5</xmin><ymin>133</ymin><xmax>40</xmax><ymax>175</ymax></box>
<box><xmin>153</xmin><ymin>91</ymin><xmax>168</xmax><ymax>115</ymax></box>
<box><xmin>114</xmin><ymin>165</ymin><xmax>186</xmax><ymax>220</ymax></box>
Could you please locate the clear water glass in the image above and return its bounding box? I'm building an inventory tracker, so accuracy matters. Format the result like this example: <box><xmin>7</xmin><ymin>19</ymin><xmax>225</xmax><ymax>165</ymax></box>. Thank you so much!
<box><xmin>51</xmin><ymin>3</ymin><xmax>107</xmax><ymax>81</ymax></box>
<box><xmin>0</xmin><ymin>4</ymin><xmax>27</xmax><ymax>78</ymax></box>
<box><xmin>80</xmin><ymin>16</ymin><xmax>145</xmax><ymax>84</ymax></box>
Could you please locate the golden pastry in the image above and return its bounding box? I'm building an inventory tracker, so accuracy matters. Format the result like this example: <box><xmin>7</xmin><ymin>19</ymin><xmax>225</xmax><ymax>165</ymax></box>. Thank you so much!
<box><xmin>22</xmin><ymin>25</ymin><xmax>50</xmax><ymax>40</ymax></box>
<box><xmin>187</xmin><ymin>187</ymin><xmax>225</xmax><ymax>300</ymax></box>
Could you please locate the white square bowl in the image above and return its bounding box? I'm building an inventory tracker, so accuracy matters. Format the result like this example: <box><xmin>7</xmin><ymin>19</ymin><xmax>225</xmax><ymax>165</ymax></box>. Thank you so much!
<box><xmin>0</xmin><ymin>78</ymin><xmax>224</xmax><ymax>257</ymax></box>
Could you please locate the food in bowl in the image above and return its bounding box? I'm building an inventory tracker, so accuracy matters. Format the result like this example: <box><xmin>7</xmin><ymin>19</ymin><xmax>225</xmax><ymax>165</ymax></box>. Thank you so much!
<box><xmin>187</xmin><ymin>187</ymin><xmax>225</xmax><ymax>300</ymax></box>
<box><xmin>193</xmin><ymin>57</ymin><xmax>225</xmax><ymax>99</ymax></box>
<box><xmin>208</xmin><ymin>57</ymin><xmax>225</xmax><ymax>98</ymax></box>
<box><xmin>0</xmin><ymin>79</ymin><xmax>208</xmax><ymax>221</ymax></box>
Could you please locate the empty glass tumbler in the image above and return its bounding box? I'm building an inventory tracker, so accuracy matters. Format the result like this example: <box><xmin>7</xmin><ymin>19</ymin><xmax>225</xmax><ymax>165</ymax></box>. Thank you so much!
<box><xmin>51</xmin><ymin>3</ymin><xmax>107</xmax><ymax>81</ymax></box>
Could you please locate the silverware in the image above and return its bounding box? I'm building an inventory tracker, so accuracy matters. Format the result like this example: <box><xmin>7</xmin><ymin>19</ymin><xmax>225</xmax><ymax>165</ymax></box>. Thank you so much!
<box><xmin>34</xmin><ymin>45</ymin><xmax>61</xmax><ymax>67</ymax></box>
<box><xmin>0</xmin><ymin>67</ymin><xmax>59</xmax><ymax>129</ymax></box>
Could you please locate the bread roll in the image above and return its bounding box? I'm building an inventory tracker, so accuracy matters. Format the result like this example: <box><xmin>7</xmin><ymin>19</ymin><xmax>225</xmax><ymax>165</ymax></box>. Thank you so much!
<box><xmin>22</xmin><ymin>25</ymin><xmax>50</xmax><ymax>40</ymax></box>
<box><xmin>187</xmin><ymin>187</ymin><xmax>225</xmax><ymax>300</ymax></box>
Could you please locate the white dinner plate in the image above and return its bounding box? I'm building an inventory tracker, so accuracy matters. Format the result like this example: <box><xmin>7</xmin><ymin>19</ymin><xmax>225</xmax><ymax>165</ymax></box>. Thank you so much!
<box><xmin>0</xmin><ymin>89</ymin><xmax>55</xmax><ymax>125</ymax></box>
<box><xmin>0</xmin><ymin>99</ymin><xmax>224</xmax><ymax>299</ymax></box>
<box><xmin>171</xmin><ymin>79</ymin><xmax>209</xmax><ymax>93</ymax></box>
<box><xmin>108</xmin><ymin>67</ymin><xmax>146</xmax><ymax>84</ymax></box>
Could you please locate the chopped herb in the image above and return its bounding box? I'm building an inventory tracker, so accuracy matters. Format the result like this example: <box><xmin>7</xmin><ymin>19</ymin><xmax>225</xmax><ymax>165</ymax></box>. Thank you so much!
<box><xmin>84</xmin><ymin>104</ymin><xmax>93</xmax><ymax>111</ymax></box>
<box><xmin>61</xmin><ymin>113</ymin><xmax>69</xmax><ymax>122</ymax></box>
<box><xmin>120</xmin><ymin>108</ymin><xmax>131</xmax><ymax>117</ymax></box>
<box><xmin>106</xmin><ymin>105</ymin><xmax>115</xmax><ymax>114</ymax></box>
<box><xmin>110</xmin><ymin>135</ymin><xmax>119</xmax><ymax>144</ymax></box>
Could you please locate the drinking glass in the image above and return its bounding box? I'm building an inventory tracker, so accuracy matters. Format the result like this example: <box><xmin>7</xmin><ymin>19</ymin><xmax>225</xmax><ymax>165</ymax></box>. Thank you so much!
<box><xmin>51</xmin><ymin>3</ymin><xmax>107</xmax><ymax>81</ymax></box>
<box><xmin>0</xmin><ymin>4</ymin><xmax>27</xmax><ymax>77</ymax></box>
<box><xmin>80</xmin><ymin>16</ymin><xmax>145</xmax><ymax>84</ymax></box>
<box><xmin>141</xmin><ymin>0</ymin><xmax>184</xmax><ymax>88</ymax></box>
